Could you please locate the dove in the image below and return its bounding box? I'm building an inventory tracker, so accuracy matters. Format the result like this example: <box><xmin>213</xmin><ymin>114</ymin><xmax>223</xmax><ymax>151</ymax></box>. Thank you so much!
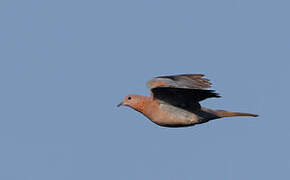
<box><xmin>118</xmin><ymin>74</ymin><xmax>258</xmax><ymax>127</ymax></box>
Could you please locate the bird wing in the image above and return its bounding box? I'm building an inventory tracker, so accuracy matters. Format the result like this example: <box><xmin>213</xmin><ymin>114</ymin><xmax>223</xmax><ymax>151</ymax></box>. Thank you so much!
<box><xmin>148</xmin><ymin>74</ymin><xmax>220</xmax><ymax>112</ymax></box>
<box><xmin>151</xmin><ymin>87</ymin><xmax>220</xmax><ymax>111</ymax></box>
<box><xmin>146</xmin><ymin>74</ymin><xmax>212</xmax><ymax>89</ymax></box>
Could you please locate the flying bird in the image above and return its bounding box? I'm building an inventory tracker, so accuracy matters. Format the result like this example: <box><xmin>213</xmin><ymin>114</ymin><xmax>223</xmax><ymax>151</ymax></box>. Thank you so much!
<box><xmin>118</xmin><ymin>74</ymin><xmax>258</xmax><ymax>127</ymax></box>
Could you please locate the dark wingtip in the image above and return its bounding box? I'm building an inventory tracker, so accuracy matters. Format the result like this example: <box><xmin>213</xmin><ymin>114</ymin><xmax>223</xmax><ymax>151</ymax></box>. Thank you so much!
<box><xmin>215</xmin><ymin>94</ymin><xmax>221</xmax><ymax>98</ymax></box>
<box><xmin>208</xmin><ymin>90</ymin><xmax>221</xmax><ymax>98</ymax></box>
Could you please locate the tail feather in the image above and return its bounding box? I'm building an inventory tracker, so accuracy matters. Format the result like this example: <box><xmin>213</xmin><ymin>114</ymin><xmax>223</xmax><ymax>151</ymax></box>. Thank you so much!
<box><xmin>214</xmin><ymin>110</ymin><xmax>258</xmax><ymax>118</ymax></box>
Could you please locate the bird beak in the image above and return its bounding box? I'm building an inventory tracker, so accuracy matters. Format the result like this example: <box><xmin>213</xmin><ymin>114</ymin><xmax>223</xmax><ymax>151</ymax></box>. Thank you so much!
<box><xmin>117</xmin><ymin>101</ymin><xmax>123</xmax><ymax>107</ymax></box>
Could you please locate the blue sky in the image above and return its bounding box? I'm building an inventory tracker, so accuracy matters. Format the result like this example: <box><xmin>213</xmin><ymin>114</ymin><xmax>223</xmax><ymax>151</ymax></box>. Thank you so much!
<box><xmin>0</xmin><ymin>0</ymin><xmax>289</xmax><ymax>179</ymax></box>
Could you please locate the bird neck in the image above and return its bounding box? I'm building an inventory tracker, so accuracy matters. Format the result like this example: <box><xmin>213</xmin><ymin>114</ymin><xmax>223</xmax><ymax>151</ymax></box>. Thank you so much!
<box><xmin>131</xmin><ymin>96</ymin><xmax>159</xmax><ymax>122</ymax></box>
<box><xmin>132</xmin><ymin>96</ymin><xmax>152</xmax><ymax>113</ymax></box>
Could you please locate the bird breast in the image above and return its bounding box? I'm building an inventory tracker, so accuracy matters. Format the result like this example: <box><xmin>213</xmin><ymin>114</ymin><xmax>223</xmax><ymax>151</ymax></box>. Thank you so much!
<box><xmin>144</xmin><ymin>101</ymin><xmax>199</xmax><ymax>127</ymax></box>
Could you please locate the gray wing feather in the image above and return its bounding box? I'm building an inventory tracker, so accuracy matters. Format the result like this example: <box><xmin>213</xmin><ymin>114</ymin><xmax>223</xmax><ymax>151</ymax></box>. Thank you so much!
<box><xmin>147</xmin><ymin>74</ymin><xmax>212</xmax><ymax>89</ymax></box>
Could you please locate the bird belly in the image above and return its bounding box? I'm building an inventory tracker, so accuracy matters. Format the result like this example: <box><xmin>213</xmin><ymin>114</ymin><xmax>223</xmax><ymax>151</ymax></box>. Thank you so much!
<box><xmin>149</xmin><ymin>103</ymin><xmax>200</xmax><ymax>127</ymax></box>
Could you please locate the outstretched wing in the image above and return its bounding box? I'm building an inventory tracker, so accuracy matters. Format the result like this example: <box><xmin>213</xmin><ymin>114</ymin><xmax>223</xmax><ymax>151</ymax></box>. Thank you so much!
<box><xmin>148</xmin><ymin>74</ymin><xmax>220</xmax><ymax>112</ymax></box>
<box><xmin>147</xmin><ymin>74</ymin><xmax>211</xmax><ymax>89</ymax></box>
<box><xmin>151</xmin><ymin>87</ymin><xmax>220</xmax><ymax>112</ymax></box>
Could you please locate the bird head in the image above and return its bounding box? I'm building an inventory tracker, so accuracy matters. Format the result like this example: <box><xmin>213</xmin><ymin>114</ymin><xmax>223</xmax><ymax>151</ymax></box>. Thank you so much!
<box><xmin>117</xmin><ymin>94</ymin><xmax>144</xmax><ymax>109</ymax></box>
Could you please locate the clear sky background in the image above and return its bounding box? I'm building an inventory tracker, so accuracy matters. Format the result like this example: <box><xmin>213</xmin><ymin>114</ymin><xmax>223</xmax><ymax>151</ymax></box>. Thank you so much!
<box><xmin>0</xmin><ymin>0</ymin><xmax>289</xmax><ymax>179</ymax></box>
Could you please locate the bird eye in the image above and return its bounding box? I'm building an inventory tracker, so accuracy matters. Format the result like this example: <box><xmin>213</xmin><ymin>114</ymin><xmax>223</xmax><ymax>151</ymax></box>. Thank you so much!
<box><xmin>128</xmin><ymin>96</ymin><xmax>132</xmax><ymax>100</ymax></box>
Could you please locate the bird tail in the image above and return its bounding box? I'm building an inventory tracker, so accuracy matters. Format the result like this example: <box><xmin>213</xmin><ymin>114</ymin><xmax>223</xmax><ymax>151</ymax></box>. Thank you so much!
<box><xmin>213</xmin><ymin>110</ymin><xmax>258</xmax><ymax>118</ymax></box>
